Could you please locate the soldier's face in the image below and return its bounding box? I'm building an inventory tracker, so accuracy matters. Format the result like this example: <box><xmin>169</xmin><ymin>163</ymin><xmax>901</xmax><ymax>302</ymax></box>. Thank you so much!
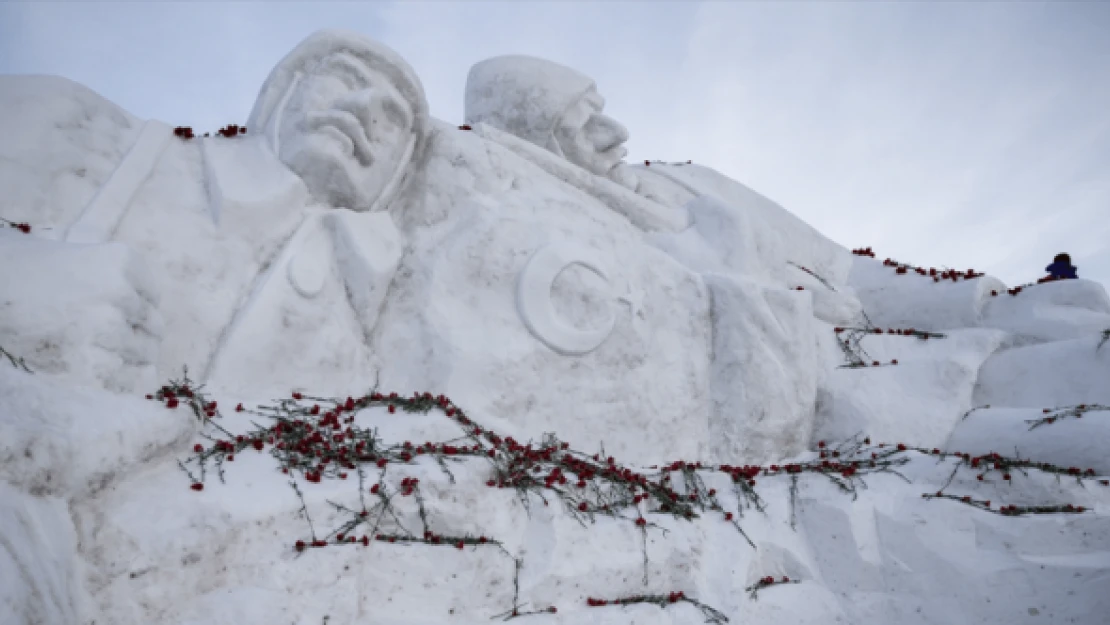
<box><xmin>277</xmin><ymin>52</ymin><xmax>414</xmax><ymax>211</ymax></box>
<box><xmin>552</xmin><ymin>89</ymin><xmax>630</xmax><ymax>179</ymax></box>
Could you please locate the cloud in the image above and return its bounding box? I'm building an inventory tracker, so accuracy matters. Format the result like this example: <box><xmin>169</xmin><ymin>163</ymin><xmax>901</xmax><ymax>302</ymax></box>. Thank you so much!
<box><xmin>667</xmin><ymin>1</ymin><xmax>1110</xmax><ymax>286</ymax></box>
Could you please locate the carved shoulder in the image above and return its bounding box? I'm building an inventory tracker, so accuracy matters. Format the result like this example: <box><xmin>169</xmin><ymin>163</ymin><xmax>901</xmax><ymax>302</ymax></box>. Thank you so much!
<box><xmin>0</xmin><ymin>75</ymin><xmax>142</xmax><ymax>234</ymax></box>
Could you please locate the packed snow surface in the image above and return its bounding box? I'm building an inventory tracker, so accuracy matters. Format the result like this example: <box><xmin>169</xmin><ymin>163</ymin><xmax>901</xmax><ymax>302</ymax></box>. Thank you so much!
<box><xmin>2</xmin><ymin>29</ymin><xmax>1109</xmax><ymax>625</ymax></box>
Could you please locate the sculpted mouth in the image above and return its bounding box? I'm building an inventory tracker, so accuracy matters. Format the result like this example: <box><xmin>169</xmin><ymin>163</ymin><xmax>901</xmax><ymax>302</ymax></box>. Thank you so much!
<box><xmin>601</xmin><ymin>145</ymin><xmax>628</xmax><ymax>173</ymax></box>
<box><xmin>306</xmin><ymin>109</ymin><xmax>374</xmax><ymax>166</ymax></box>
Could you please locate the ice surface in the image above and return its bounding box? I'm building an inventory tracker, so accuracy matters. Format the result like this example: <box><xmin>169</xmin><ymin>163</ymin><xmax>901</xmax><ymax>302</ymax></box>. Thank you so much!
<box><xmin>2</xmin><ymin>29</ymin><xmax>1109</xmax><ymax>625</ymax></box>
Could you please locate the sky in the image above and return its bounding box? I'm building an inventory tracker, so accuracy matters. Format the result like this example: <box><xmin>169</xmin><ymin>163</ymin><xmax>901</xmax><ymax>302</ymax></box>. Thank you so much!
<box><xmin>2</xmin><ymin>1</ymin><xmax>1108</xmax><ymax>289</ymax></box>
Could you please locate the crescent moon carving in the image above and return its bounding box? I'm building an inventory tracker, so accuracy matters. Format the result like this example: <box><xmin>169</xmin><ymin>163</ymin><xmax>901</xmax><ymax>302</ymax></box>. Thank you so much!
<box><xmin>516</xmin><ymin>242</ymin><xmax>616</xmax><ymax>356</ymax></box>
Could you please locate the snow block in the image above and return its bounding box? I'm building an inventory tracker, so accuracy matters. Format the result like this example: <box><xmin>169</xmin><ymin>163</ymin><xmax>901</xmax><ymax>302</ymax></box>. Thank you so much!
<box><xmin>946</xmin><ymin>407</ymin><xmax>1110</xmax><ymax>475</ymax></box>
<box><xmin>814</xmin><ymin>329</ymin><xmax>1007</xmax><ymax>448</ymax></box>
<box><xmin>705</xmin><ymin>274</ymin><xmax>818</xmax><ymax>464</ymax></box>
<box><xmin>980</xmin><ymin>278</ymin><xmax>1110</xmax><ymax>342</ymax></box>
<box><xmin>785</xmin><ymin>263</ymin><xmax>863</xmax><ymax>325</ymax></box>
<box><xmin>848</xmin><ymin>256</ymin><xmax>1007</xmax><ymax>331</ymax></box>
<box><xmin>973</xmin><ymin>334</ymin><xmax>1110</xmax><ymax>408</ymax></box>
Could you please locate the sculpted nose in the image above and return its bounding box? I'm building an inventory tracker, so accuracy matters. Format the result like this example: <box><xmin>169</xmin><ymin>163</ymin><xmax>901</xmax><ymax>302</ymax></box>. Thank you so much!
<box><xmin>334</xmin><ymin>88</ymin><xmax>411</xmax><ymax>138</ymax></box>
<box><xmin>334</xmin><ymin>90</ymin><xmax>375</xmax><ymax>137</ymax></box>
<box><xmin>592</xmin><ymin>114</ymin><xmax>629</xmax><ymax>151</ymax></box>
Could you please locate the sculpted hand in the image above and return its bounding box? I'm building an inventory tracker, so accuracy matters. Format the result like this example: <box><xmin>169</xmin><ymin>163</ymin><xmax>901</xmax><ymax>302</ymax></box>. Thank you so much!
<box><xmin>0</xmin><ymin>232</ymin><xmax>164</xmax><ymax>393</ymax></box>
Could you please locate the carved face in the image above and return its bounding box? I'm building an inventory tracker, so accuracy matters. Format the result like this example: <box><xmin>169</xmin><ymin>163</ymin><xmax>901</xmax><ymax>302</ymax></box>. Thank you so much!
<box><xmin>551</xmin><ymin>89</ymin><xmax>630</xmax><ymax>180</ymax></box>
<box><xmin>276</xmin><ymin>52</ymin><xmax>415</xmax><ymax>211</ymax></box>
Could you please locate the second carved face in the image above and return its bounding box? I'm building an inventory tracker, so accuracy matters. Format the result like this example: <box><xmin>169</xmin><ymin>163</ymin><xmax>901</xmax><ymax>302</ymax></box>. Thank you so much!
<box><xmin>552</xmin><ymin>88</ymin><xmax>631</xmax><ymax>180</ymax></box>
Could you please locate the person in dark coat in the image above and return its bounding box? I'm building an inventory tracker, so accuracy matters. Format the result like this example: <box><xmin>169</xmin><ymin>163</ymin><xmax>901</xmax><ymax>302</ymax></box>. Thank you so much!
<box><xmin>1045</xmin><ymin>253</ymin><xmax>1078</xmax><ymax>280</ymax></box>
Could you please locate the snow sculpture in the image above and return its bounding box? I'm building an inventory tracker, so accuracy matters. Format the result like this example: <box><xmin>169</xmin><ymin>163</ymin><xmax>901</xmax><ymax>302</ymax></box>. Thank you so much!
<box><xmin>200</xmin><ymin>29</ymin><xmax>431</xmax><ymax>396</ymax></box>
<box><xmin>464</xmin><ymin>57</ymin><xmax>689</xmax><ymax>233</ymax></box>
<box><xmin>461</xmin><ymin>54</ymin><xmax>856</xmax><ymax>295</ymax></box>
<box><xmin>464</xmin><ymin>55</ymin><xmax>695</xmax><ymax>212</ymax></box>
<box><xmin>373</xmin><ymin>195</ymin><xmax>711</xmax><ymax>465</ymax></box>
<box><xmin>464</xmin><ymin>55</ymin><xmax>851</xmax><ymax>462</ymax></box>
<box><xmin>248</xmin><ymin>29</ymin><xmax>430</xmax><ymax>213</ymax></box>
<box><xmin>0</xmin><ymin>31</ymin><xmax>428</xmax><ymax>396</ymax></box>
<box><xmin>5</xmin><ymin>27</ymin><xmax>1110</xmax><ymax>625</ymax></box>
<box><xmin>466</xmin><ymin>55</ymin><xmax>628</xmax><ymax>182</ymax></box>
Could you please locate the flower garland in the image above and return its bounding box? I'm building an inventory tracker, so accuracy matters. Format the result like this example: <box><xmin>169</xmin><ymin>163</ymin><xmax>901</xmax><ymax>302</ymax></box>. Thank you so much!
<box><xmin>642</xmin><ymin>159</ymin><xmax>693</xmax><ymax>166</ymax></box>
<box><xmin>173</xmin><ymin>124</ymin><xmax>247</xmax><ymax>140</ymax></box>
<box><xmin>586</xmin><ymin>591</ymin><xmax>727</xmax><ymax>624</ymax></box>
<box><xmin>851</xmin><ymin>247</ymin><xmax>986</xmax><ymax>283</ymax></box>
<box><xmin>150</xmin><ymin>367</ymin><xmax>1106</xmax><ymax>621</ymax></box>
<box><xmin>789</xmin><ymin>261</ymin><xmax>837</xmax><ymax>292</ymax></box>
<box><xmin>1026</xmin><ymin>404</ymin><xmax>1109</xmax><ymax>430</ymax></box>
<box><xmin>745</xmin><ymin>576</ymin><xmax>801</xmax><ymax>600</ymax></box>
<box><xmin>1</xmin><ymin>217</ymin><xmax>32</xmax><ymax>234</ymax></box>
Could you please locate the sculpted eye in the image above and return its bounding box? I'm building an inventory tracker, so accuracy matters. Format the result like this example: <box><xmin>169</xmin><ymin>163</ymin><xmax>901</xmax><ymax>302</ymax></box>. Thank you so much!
<box><xmin>320</xmin><ymin>53</ymin><xmax>375</xmax><ymax>91</ymax></box>
<box><xmin>583</xmin><ymin>114</ymin><xmax>606</xmax><ymax>136</ymax></box>
<box><xmin>380</xmin><ymin>97</ymin><xmax>411</xmax><ymax>129</ymax></box>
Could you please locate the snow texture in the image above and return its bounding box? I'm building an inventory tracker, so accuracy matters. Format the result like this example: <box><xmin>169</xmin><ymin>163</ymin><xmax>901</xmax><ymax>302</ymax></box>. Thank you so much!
<box><xmin>2</xmin><ymin>28</ymin><xmax>1109</xmax><ymax>625</ymax></box>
